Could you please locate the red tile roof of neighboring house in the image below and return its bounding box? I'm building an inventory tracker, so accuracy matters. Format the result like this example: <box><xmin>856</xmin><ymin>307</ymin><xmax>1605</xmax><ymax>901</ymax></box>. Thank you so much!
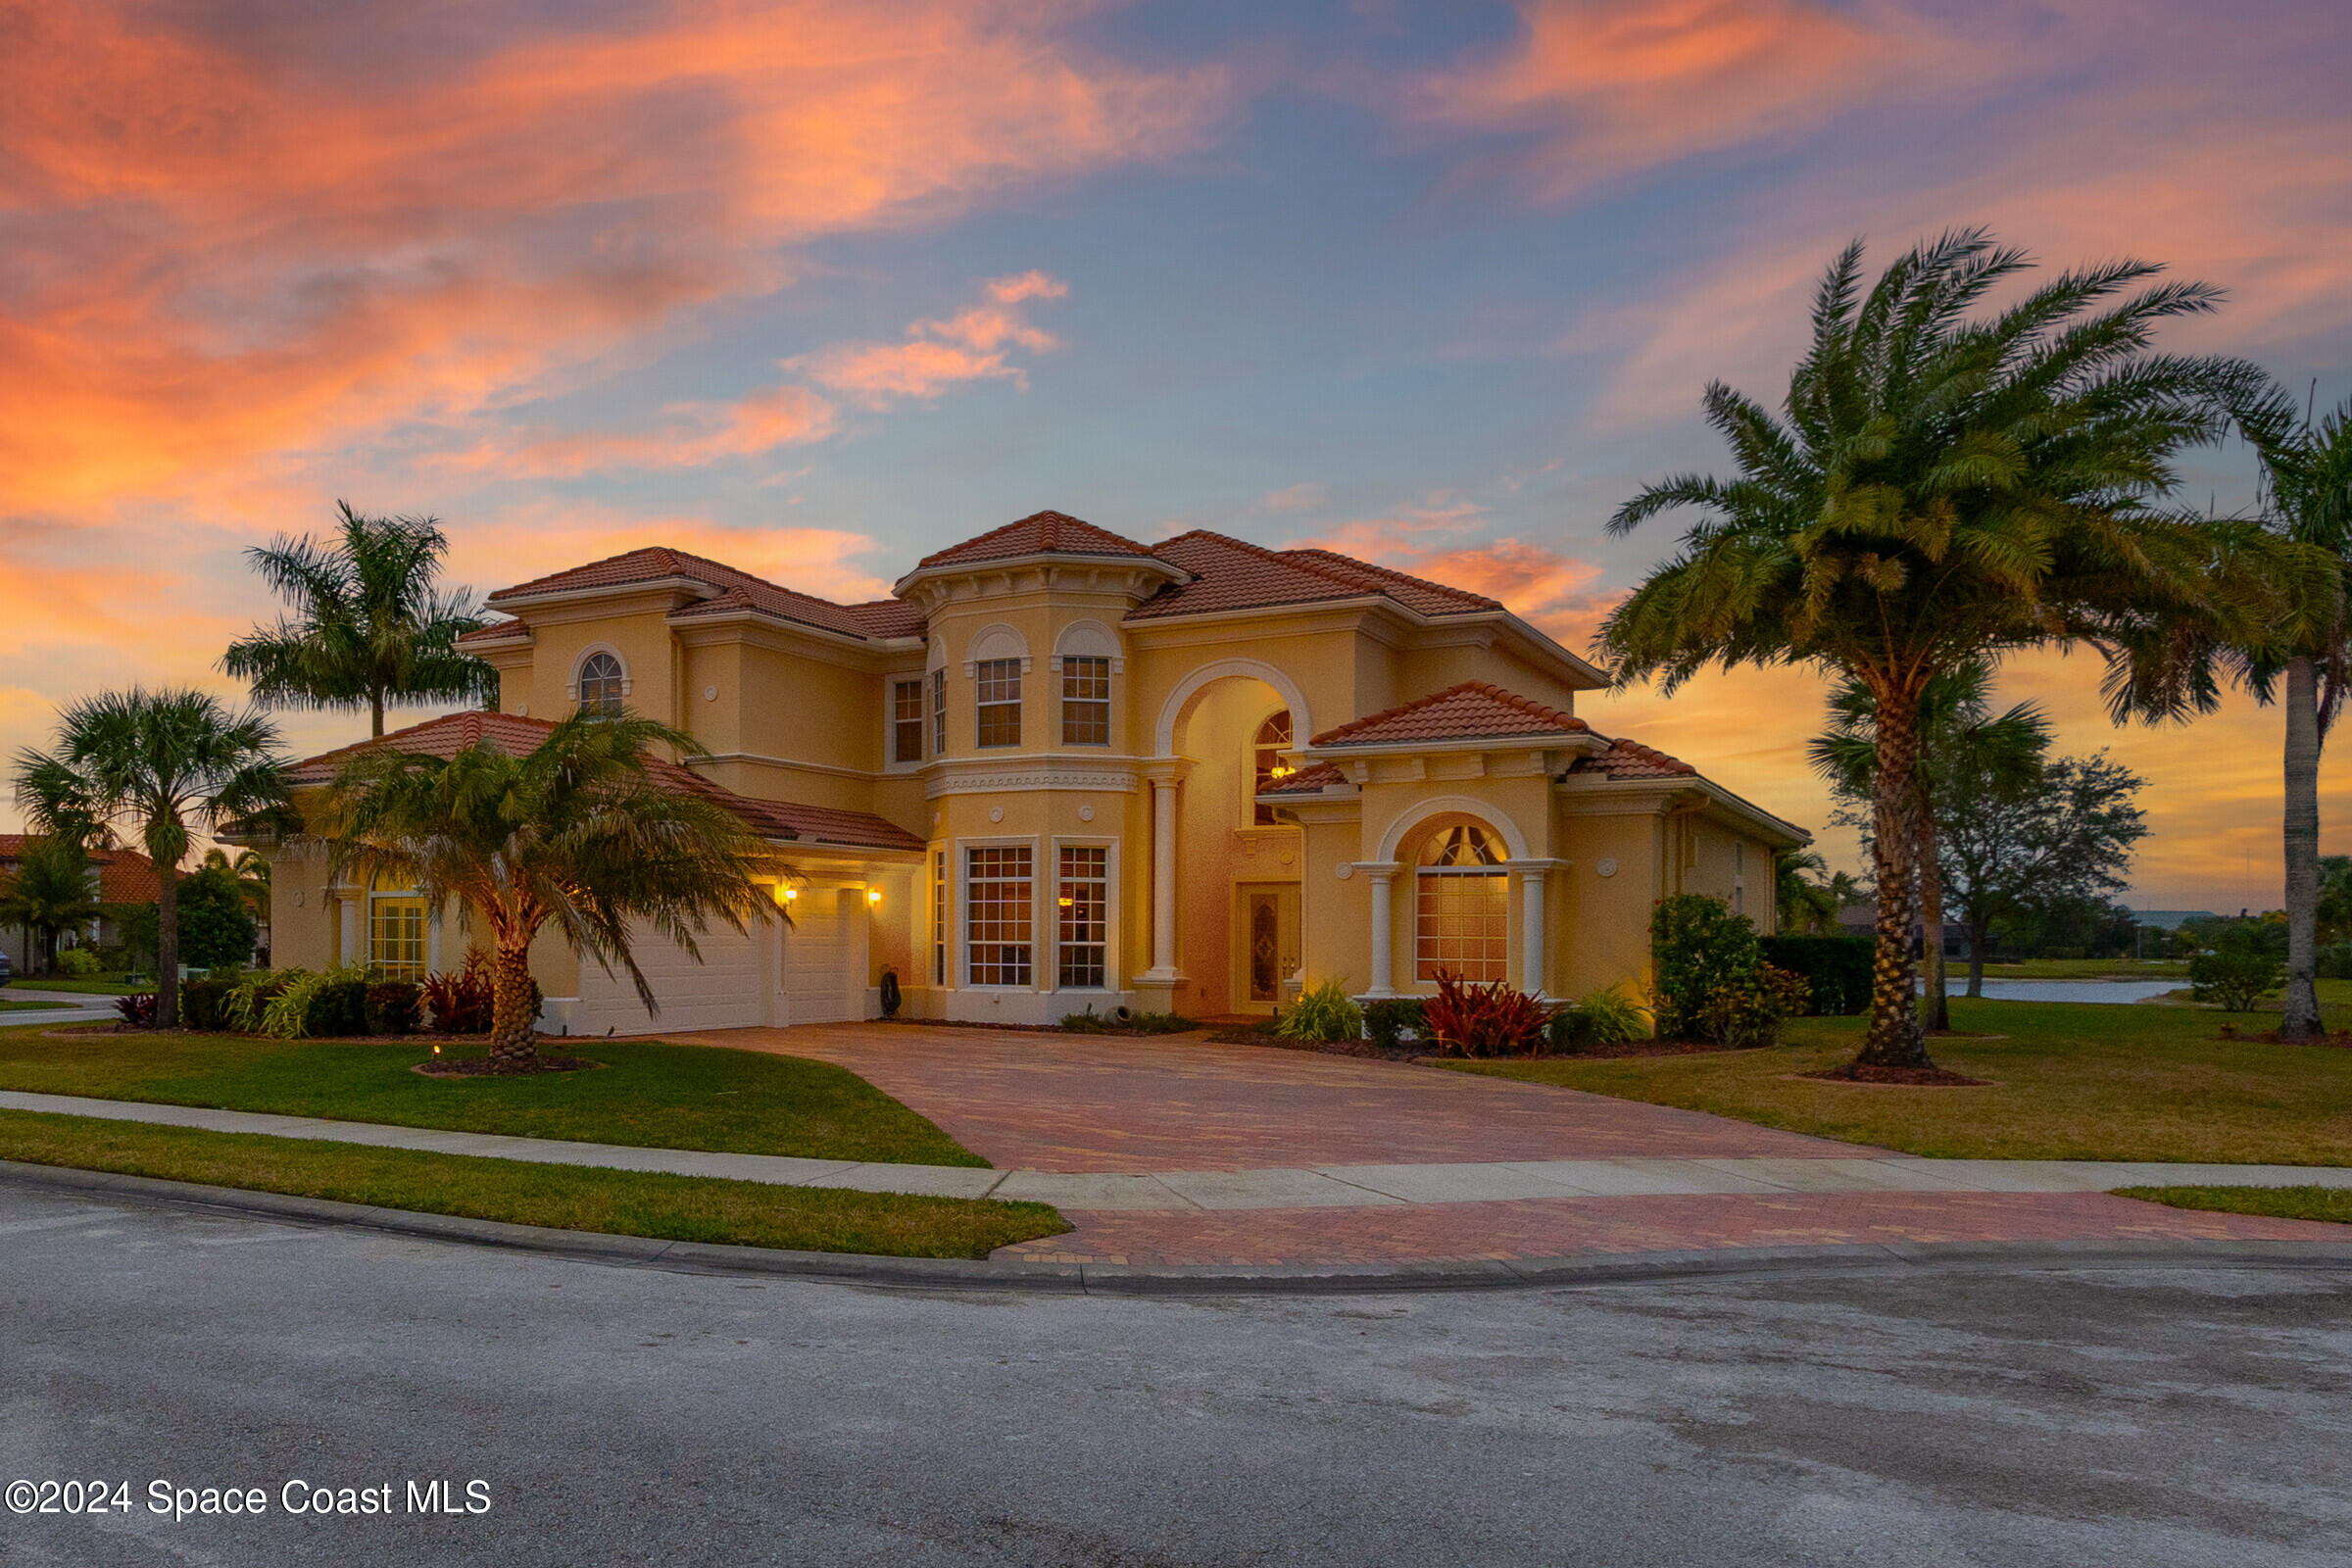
<box><xmin>287</xmin><ymin>712</ymin><xmax>924</xmax><ymax>853</ymax></box>
<box><xmin>1129</xmin><ymin>531</ymin><xmax>1501</xmax><ymax>622</ymax></box>
<box><xmin>913</xmin><ymin>510</ymin><xmax>1156</xmax><ymax>569</ymax></box>
<box><xmin>1255</xmin><ymin>760</ymin><xmax>1348</xmax><ymax>797</ymax></box>
<box><xmin>1308</xmin><ymin>682</ymin><xmax>1590</xmax><ymax>748</ymax></box>
<box><xmin>484</xmin><ymin>547</ymin><xmax>919</xmax><ymax>644</ymax></box>
<box><xmin>0</xmin><ymin>835</ymin><xmax>162</xmax><ymax>903</ymax></box>
<box><xmin>1566</xmin><ymin>735</ymin><xmax>1697</xmax><ymax>779</ymax></box>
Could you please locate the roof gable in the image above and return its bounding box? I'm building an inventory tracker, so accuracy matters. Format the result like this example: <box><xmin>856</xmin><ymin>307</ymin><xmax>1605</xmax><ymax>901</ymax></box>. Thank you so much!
<box><xmin>1308</xmin><ymin>681</ymin><xmax>1588</xmax><ymax>749</ymax></box>
<box><xmin>915</xmin><ymin>510</ymin><xmax>1155</xmax><ymax>570</ymax></box>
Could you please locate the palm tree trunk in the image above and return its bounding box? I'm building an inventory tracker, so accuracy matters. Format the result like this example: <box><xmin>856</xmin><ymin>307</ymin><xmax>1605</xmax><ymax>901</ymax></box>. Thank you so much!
<box><xmin>1859</xmin><ymin>689</ymin><xmax>1933</xmax><ymax>1068</ymax></box>
<box><xmin>486</xmin><ymin>941</ymin><xmax>539</xmax><ymax>1069</ymax></box>
<box><xmin>2282</xmin><ymin>653</ymin><xmax>2324</xmax><ymax>1039</ymax></box>
<box><xmin>1966</xmin><ymin>915</ymin><xmax>1988</xmax><ymax>998</ymax></box>
<box><xmin>370</xmin><ymin>690</ymin><xmax>385</xmax><ymax>739</ymax></box>
<box><xmin>1918</xmin><ymin>802</ymin><xmax>1949</xmax><ymax>1033</ymax></box>
<box><xmin>155</xmin><ymin>862</ymin><xmax>179</xmax><ymax>1028</ymax></box>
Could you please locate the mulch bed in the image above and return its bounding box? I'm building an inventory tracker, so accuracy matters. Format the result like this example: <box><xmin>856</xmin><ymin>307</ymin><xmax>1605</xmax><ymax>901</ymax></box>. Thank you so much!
<box><xmin>1799</xmin><ymin>1062</ymin><xmax>1992</xmax><ymax>1087</ymax></box>
<box><xmin>2219</xmin><ymin>1026</ymin><xmax>2352</xmax><ymax>1049</ymax></box>
<box><xmin>414</xmin><ymin>1053</ymin><xmax>601</xmax><ymax>1077</ymax></box>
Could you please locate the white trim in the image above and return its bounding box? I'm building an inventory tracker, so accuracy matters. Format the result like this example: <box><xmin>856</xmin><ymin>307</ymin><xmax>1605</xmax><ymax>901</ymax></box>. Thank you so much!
<box><xmin>567</xmin><ymin>643</ymin><xmax>631</xmax><ymax>705</ymax></box>
<box><xmin>1374</xmin><ymin>798</ymin><xmax>1533</xmax><ymax>862</ymax></box>
<box><xmin>1152</xmin><ymin>658</ymin><xmax>1313</xmax><ymax>757</ymax></box>
<box><xmin>882</xmin><ymin>673</ymin><xmax>927</xmax><ymax>774</ymax></box>
<box><xmin>1048</xmin><ymin>834</ymin><xmax>1120</xmax><ymax>994</ymax></box>
<box><xmin>956</xmin><ymin>834</ymin><xmax>1044</xmax><ymax>993</ymax></box>
<box><xmin>964</xmin><ymin>622</ymin><xmax>1031</xmax><ymax>673</ymax></box>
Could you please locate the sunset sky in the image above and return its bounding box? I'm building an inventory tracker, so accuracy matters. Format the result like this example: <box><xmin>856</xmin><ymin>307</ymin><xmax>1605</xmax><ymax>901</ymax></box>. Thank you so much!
<box><xmin>5</xmin><ymin>0</ymin><xmax>2349</xmax><ymax>910</ymax></box>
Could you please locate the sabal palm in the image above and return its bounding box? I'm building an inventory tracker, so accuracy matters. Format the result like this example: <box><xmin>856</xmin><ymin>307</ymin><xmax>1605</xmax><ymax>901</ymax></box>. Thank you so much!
<box><xmin>2230</xmin><ymin>385</ymin><xmax>2352</xmax><ymax>1037</ymax></box>
<box><xmin>223</xmin><ymin>501</ymin><xmax>495</xmax><ymax>737</ymax></box>
<box><xmin>1597</xmin><ymin>229</ymin><xmax>2318</xmax><ymax>1067</ymax></box>
<box><xmin>0</xmin><ymin>836</ymin><xmax>100</xmax><ymax>974</ymax></box>
<box><xmin>1809</xmin><ymin>662</ymin><xmax>2049</xmax><ymax>1026</ymax></box>
<box><xmin>13</xmin><ymin>690</ymin><xmax>287</xmax><ymax>1025</ymax></box>
<box><xmin>319</xmin><ymin>712</ymin><xmax>783</xmax><ymax>1068</ymax></box>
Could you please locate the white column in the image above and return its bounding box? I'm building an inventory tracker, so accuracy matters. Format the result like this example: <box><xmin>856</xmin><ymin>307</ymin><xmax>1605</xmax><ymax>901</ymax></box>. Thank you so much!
<box><xmin>1143</xmin><ymin>764</ymin><xmax>1184</xmax><ymax>981</ymax></box>
<box><xmin>337</xmin><ymin>896</ymin><xmax>360</xmax><ymax>968</ymax></box>
<box><xmin>1364</xmin><ymin>864</ymin><xmax>1398</xmax><ymax>997</ymax></box>
<box><xmin>1522</xmin><ymin>868</ymin><xmax>1548</xmax><ymax>1000</ymax></box>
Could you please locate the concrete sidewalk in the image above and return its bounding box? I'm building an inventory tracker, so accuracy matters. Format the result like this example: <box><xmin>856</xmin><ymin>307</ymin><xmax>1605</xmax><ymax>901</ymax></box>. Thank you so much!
<box><xmin>7</xmin><ymin>1088</ymin><xmax>2349</xmax><ymax>1212</ymax></box>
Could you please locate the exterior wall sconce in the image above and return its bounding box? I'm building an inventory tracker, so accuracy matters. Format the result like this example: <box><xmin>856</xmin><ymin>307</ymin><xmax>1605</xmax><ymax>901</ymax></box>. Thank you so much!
<box><xmin>866</xmin><ymin>888</ymin><xmax>883</xmax><ymax>906</ymax></box>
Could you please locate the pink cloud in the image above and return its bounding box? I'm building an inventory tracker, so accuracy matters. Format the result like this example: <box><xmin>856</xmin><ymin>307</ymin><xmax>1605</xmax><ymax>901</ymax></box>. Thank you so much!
<box><xmin>1296</xmin><ymin>506</ymin><xmax>1617</xmax><ymax>644</ymax></box>
<box><xmin>790</xmin><ymin>272</ymin><xmax>1070</xmax><ymax>407</ymax></box>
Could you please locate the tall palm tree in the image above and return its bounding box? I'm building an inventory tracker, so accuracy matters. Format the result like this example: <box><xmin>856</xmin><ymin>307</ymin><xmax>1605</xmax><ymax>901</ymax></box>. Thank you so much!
<box><xmin>1774</xmin><ymin>849</ymin><xmax>1849</xmax><ymax>935</ymax></box>
<box><xmin>1597</xmin><ymin>230</ymin><xmax>2322</xmax><ymax>1069</ymax></box>
<box><xmin>318</xmin><ymin>712</ymin><xmax>782</xmax><ymax>1070</ymax></box>
<box><xmin>222</xmin><ymin>502</ymin><xmax>496</xmax><ymax>737</ymax></box>
<box><xmin>2227</xmin><ymin>383</ymin><xmax>2352</xmax><ymax>1038</ymax></box>
<box><xmin>0</xmin><ymin>835</ymin><xmax>100</xmax><ymax>975</ymax></box>
<box><xmin>13</xmin><ymin>690</ymin><xmax>287</xmax><ymax>1025</ymax></box>
<box><xmin>1809</xmin><ymin>663</ymin><xmax>2049</xmax><ymax>1030</ymax></box>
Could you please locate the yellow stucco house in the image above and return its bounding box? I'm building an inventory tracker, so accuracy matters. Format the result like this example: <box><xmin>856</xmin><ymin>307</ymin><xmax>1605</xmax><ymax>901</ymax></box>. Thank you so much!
<box><xmin>267</xmin><ymin>511</ymin><xmax>1805</xmax><ymax>1033</ymax></box>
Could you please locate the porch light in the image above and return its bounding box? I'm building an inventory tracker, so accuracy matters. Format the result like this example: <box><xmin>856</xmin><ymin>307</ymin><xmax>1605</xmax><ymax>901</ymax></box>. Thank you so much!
<box><xmin>780</xmin><ymin>887</ymin><xmax>798</xmax><ymax>904</ymax></box>
<box><xmin>866</xmin><ymin>888</ymin><xmax>882</xmax><ymax>906</ymax></box>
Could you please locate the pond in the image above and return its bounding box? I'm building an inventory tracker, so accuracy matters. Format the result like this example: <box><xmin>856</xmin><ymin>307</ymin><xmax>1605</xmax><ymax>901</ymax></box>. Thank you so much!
<box><xmin>1916</xmin><ymin>979</ymin><xmax>2183</xmax><ymax>1004</ymax></box>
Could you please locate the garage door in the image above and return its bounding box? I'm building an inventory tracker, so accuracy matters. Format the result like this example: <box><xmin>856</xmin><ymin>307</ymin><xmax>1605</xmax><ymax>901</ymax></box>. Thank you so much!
<box><xmin>572</xmin><ymin>918</ymin><xmax>765</xmax><ymax>1035</ymax></box>
<box><xmin>781</xmin><ymin>888</ymin><xmax>867</xmax><ymax>1025</ymax></box>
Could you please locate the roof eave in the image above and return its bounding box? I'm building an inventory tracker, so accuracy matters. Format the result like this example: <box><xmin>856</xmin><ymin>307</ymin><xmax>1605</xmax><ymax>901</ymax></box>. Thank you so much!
<box><xmin>893</xmin><ymin>550</ymin><xmax>1188</xmax><ymax>598</ymax></box>
<box><xmin>1301</xmin><ymin>731</ymin><xmax>1605</xmax><ymax>761</ymax></box>
<box><xmin>1555</xmin><ymin>772</ymin><xmax>1810</xmax><ymax>847</ymax></box>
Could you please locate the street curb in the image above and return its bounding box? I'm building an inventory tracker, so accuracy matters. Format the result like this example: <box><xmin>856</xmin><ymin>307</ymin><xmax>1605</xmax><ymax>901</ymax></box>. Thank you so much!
<box><xmin>8</xmin><ymin>1157</ymin><xmax>2352</xmax><ymax>1296</ymax></box>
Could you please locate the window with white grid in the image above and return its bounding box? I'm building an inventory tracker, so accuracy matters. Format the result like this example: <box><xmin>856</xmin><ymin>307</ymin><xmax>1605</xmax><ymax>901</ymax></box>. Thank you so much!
<box><xmin>965</xmin><ymin>846</ymin><xmax>1033</xmax><ymax>986</ymax></box>
<box><xmin>892</xmin><ymin>680</ymin><xmax>924</xmax><ymax>763</ymax></box>
<box><xmin>1414</xmin><ymin>824</ymin><xmax>1508</xmax><ymax>982</ymax></box>
<box><xmin>975</xmin><ymin>660</ymin><xmax>1022</xmax><ymax>748</ymax></box>
<box><xmin>932</xmin><ymin>849</ymin><xmax>947</xmax><ymax>986</ymax></box>
<box><xmin>931</xmin><ymin>668</ymin><xmax>947</xmax><ymax>758</ymax></box>
<box><xmin>1056</xmin><ymin>847</ymin><xmax>1108</xmax><ymax>989</ymax></box>
<box><xmin>1061</xmin><ymin>658</ymin><xmax>1110</xmax><ymax>746</ymax></box>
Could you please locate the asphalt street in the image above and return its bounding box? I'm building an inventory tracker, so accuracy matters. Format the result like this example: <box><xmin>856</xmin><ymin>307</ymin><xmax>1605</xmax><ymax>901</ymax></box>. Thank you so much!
<box><xmin>1</xmin><ymin>1181</ymin><xmax>2346</xmax><ymax>1567</ymax></box>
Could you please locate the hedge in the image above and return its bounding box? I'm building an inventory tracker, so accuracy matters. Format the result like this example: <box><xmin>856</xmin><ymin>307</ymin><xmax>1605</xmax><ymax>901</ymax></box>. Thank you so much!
<box><xmin>1758</xmin><ymin>934</ymin><xmax>1874</xmax><ymax>1016</ymax></box>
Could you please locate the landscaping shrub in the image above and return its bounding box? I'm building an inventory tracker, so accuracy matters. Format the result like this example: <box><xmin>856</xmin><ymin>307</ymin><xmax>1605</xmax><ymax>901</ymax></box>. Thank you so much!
<box><xmin>2319</xmin><ymin>943</ymin><xmax>2352</xmax><ymax>981</ymax></box>
<box><xmin>1125</xmin><ymin>1012</ymin><xmax>1195</xmax><ymax>1034</ymax></box>
<box><xmin>175</xmin><ymin>864</ymin><xmax>259</xmax><ymax>969</ymax></box>
<box><xmin>1757</xmin><ymin>934</ymin><xmax>1874</xmax><ymax>1015</ymax></box>
<box><xmin>1277</xmin><ymin>978</ymin><xmax>1363</xmax><ymax>1044</ymax></box>
<box><xmin>422</xmin><ymin>951</ymin><xmax>496</xmax><ymax>1035</ymax></box>
<box><xmin>224</xmin><ymin>972</ymin><xmax>291</xmax><ymax>1033</ymax></box>
<box><xmin>304</xmin><ymin>975</ymin><xmax>371</xmax><ymax>1038</ymax></box>
<box><xmin>1692</xmin><ymin>962</ymin><xmax>1812</xmax><ymax>1050</ymax></box>
<box><xmin>1059</xmin><ymin>1006</ymin><xmax>1114</xmax><ymax>1033</ymax></box>
<box><xmin>2189</xmin><ymin>948</ymin><xmax>2285</xmax><ymax>1011</ymax></box>
<box><xmin>1650</xmin><ymin>894</ymin><xmax>1768</xmax><ymax>1041</ymax></box>
<box><xmin>365</xmin><ymin>981</ymin><xmax>422</xmax><ymax>1036</ymax></box>
<box><xmin>115</xmin><ymin>992</ymin><xmax>158</xmax><ymax>1027</ymax></box>
<box><xmin>179</xmin><ymin>976</ymin><xmax>237</xmax><ymax>1032</ymax></box>
<box><xmin>1362</xmin><ymin>997</ymin><xmax>1428</xmax><ymax>1049</ymax></box>
<box><xmin>1424</xmin><ymin>971</ymin><xmax>1551</xmax><ymax>1057</ymax></box>
<box><xmin>56</xmin><ymin>948</ymin><xmax>101</xmax><ymax>978</ymax></box>
<box><xmin>1547</xmin><ymin>984</ymin><xmax>1650</xmax><ymax>1054</ymax></box>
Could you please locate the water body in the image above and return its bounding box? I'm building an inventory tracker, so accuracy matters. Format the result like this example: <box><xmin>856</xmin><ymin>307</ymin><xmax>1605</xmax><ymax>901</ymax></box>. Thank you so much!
<box><xmin>1918</xmin><ymin>978</ymin><xmax>2182</xmax><ymax>1004</ymax></box>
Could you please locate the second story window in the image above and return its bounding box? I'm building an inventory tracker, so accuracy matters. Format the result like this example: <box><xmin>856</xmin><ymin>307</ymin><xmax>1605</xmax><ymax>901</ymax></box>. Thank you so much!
<box><xmin>1251</xmin><ymin>710</ymin><xmax>1293</xmax><ymax>825</ymax></box>
<box><xmin>577</xmin><ymin>652</ymin><xmax>625</xmax><ymax>718</ymax></box>
<box><xmin>892</xmin><ymin>680</ymin><xmax>924</xmax><ymax>763</ymax></box>
<box><xmin>1061</xmin><ymin>657</ymin><xmax>1110</xmax><ymax>745</ymax></box>
<box><xmin>931</xmin><ymin>668</ymin><xmax>947</xmax><ymax>757</ymax></box>
<box><xmin>975</xmin><ymin>659</ymin><xmax>1022</xmax><ymax>748</ymax></box>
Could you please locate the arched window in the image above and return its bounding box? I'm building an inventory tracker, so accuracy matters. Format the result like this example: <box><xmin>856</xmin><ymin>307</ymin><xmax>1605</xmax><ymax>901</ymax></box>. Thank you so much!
<box><xmin>577</xmin><ymin>652</ymin><xmax>625</xmax><ymax>718</ymax></box>
<box><xmin>1415</xmin><ymin>823</ymin><xmax>1508</xmax><ymax>982</ymax></box>
<box><xmin>1250</xmin><ymin>710</ymin><xmax>1292</xmax><ymax>826</ymax></box>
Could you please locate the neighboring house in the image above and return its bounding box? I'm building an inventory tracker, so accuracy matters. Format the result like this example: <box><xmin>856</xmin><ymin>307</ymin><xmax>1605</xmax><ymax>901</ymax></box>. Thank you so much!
<box><xmin>258</xmin><ymin>511</ymin><xmax>1806</xmax><ymax>1032</ymax></box>
<box><xmin>0</xmin><ymin>835</ymin><xmax>162</xmax><ymax>972</ymax></box>
<box><xmin>2131</xmin><ymin>909</ymin><xmax>2216</xmax><ymax>932</ymax></box>
<box><xmin>1834</xmin><ymin>899</ymin><xmax>1972</xmax><ymax>958</ymax></box>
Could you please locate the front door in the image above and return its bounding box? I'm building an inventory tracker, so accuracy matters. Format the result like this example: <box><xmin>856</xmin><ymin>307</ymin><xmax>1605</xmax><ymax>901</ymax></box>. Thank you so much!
<box><xmin>1235</xmin><ymin>884</ymin><xmax>1301</xmax><ymax>1010</ymax></box>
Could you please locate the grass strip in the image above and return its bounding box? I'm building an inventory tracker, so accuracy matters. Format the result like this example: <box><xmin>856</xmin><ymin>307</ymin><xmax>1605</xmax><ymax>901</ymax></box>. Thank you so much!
<box><xmin>0</xmin><ymin>1000</ymin><xmax>61</xmax><ymax>1012</ymax></box>
<box><xmin>0</xmin><ymin>1028</ymin><xmax>985</xmax><ymax>1167</ymax></box>
<box><xmin>0</xmin><ymin>977</ymin><xmax>149</xmax><ymax>996</ymax></box>
<box><xmin>1443</xmin><ymin>999</ymin><xmax>2352</xmax><ymax>1165</ymax></box>
<box><xmin>0</xmin><ymin>1108</ymin><xmax>1066</xmax><ymax>1258</ymax></box>
<box><xmin>2114</xmin><ymin>1185</ymin><xmax>2352</xmax><ymax>1226</ymax></box>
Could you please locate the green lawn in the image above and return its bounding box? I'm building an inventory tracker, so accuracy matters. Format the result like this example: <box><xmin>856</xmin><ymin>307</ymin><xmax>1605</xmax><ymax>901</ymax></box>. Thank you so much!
<box><xmin>0</xmin><ymin>1109</ymin><xmax>1063</xmax><ymax>1257</ymax></box>
<box><xmin>2115</xmin><ymin>1185</ymin><xmax>2352</xmax><ymax>1226</ymax></box>
<box><xmin>1444</xmin><ymin>998</ymin><xmax>2352</xmax><ymax>1165</ymax></box>
<box><xmin>0</xmin><ymin>1000</ymin><xmax>60</xmax><ymax>1013</ymax></box>
<box><xmin>0</xmin><ymin>1027</ymin><xmax>985</xmax><ymax>1167</ymax></box>
<box><xmin>3</xmin><ymin>976</ymin><xmax>152</xmax><ymax>996</ymax></box>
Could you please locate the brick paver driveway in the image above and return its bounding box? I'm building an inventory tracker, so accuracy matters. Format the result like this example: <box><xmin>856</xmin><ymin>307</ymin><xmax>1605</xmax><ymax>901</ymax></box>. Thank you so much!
<box><xmin>689</xmin><ymin>1021</ymin><xmax>1855</xmax><ymax>1172</ymax></box>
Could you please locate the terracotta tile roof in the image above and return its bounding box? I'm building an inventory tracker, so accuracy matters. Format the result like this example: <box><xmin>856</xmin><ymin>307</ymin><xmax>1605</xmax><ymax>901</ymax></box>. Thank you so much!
<box><xmin>486</xmin><ymin>547</ymin><xmax>922</xmax><ymax>644</ymax></box>
<box><xmin>1127</xmin><ymin>531</ymin><xmax>1501</xmax><ymax>622</ymax></box>
<box><xmin>287</xmin><ymin>712</ymin><xmax>923</xmax><ymax>853</ymax></box>
<box><xmin>1308</xmin><ymin>682</ymin><xmax>1589</xmax><ymax>748</ymax></box>
<box><xmin>0</xmin><ymin>836</ymin><xmax>162</xmax><ymax>903</ymax></box>
<box><xmin>456</xmin><ymin>619</ymin><xmax>529</xmax><ymax>646</ymax></box>
<box><xmin>914</xmin><ymin>510</ymin><xmax>1155</xmax><ymax>569</ymax></box>
<box><xmin>1256</xmin><ymin>760</ymin><xmax>1348</xmax><ymax>797</ymax></box>
<box><xmin>1566</xmin><ymin>735</ymin><xmax>1697</xmax><ymax>779</ymax></box>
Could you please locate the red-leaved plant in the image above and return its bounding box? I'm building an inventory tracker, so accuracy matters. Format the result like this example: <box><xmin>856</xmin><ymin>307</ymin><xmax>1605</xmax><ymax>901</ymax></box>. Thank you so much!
<box><xmin>420</xmin><ymin>950</ymin><xmax>496</xmax><ymax>1036</ymax></box>
<box><xmin>1423</xmin><ymin>971</ymin><xmax>1552</xmax><ymax>1057</ymax></box>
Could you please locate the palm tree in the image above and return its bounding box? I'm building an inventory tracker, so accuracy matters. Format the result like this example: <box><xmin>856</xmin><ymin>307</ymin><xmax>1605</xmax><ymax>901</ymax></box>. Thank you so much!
<box><xmin>1597</xmin><ymin>229</ymin><xmax>2321</xmax><ymax>1069</ymax></box>
<box><xmin>201</xmin><ymin>846</ymin><xmax>271</xmax><ymax>923</ymax></box>
<box><xmin>13</xmin><ymin>690</ymin><xmax>287</xmax><ymax>1024</ymax></box>
<box><xmin>0</xmin><ymin>835</ymin><xmax>100</xmax><ymax>975</ymax></box>
<box><xmin>2227</xmin><ymin>383</ymin><xmax>2352</xmax><ymax>1038</ymax></box>
<box><xmin>1809</xmin><ymin>663</ymin><xmax>2049</xmax><ymax>1030</ymax></box>
<box><xmin>318</xmin><ymin>711</ymin><xmax>782</xmax><ymax>1070</ymax></box>
<box><xmin>1774</xmin><ymin>849</ymin><xmax>1848</xmax><ymax>935</ymax></box>
<box><xmin>222</xmin><ymin>502</ymin><xmax>496</xmax><ymax>738</ymax></box>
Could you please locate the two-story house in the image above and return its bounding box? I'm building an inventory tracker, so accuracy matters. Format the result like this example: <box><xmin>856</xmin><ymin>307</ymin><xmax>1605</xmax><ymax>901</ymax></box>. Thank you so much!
<box><xmin>265</xmin><ymin>511</ymin><xmax>1805</xmax><ymax>1032</ymax></box>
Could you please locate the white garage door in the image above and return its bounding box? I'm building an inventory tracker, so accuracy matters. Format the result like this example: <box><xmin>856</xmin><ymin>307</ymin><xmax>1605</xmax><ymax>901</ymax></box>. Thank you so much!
<box><xmin>781</xmin><ymin>888</ymin><xmax>867</xmax><ymax>1025</ymax></box>
<box><xmin>573</xmin><ymin>918</ymin><xmax>764</xmax><ymax>1035</ymax></box>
